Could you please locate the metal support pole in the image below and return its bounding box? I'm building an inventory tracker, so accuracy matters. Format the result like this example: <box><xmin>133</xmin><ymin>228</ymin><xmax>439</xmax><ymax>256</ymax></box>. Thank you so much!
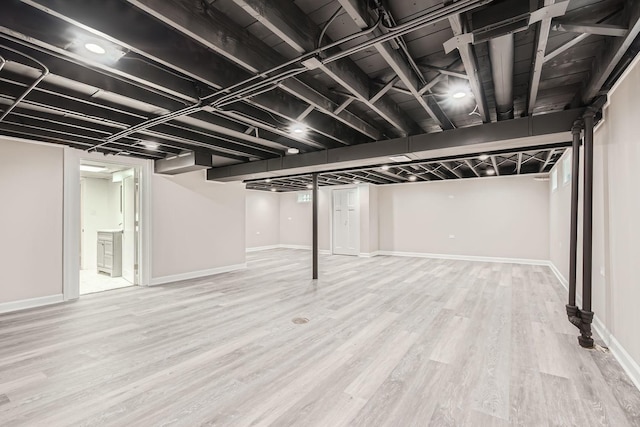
<box><xmin>568</xmin><ymin>123</ymin><xmax>582</xmax><ymax>307</ymax></box>
<box><xmin>312</xmin><ymin>173</ymin><xmax>318</xmax><ymax>280</ymax></box>
<box><xmin>579</xmin><ymin>111</ymin><xmax>595</xmax><ymax>348</ymax></box>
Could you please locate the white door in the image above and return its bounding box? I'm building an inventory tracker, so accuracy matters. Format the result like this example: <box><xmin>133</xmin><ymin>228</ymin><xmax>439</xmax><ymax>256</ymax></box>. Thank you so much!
<box><xmin>332</xmin><ymin>188</ymin><xmax>359</xmax><ymax>256</ymax></box>
<box><xmin>122</xmin><ymin>173</ymin><xmax>136</xmax><ymax>284</ymax></box>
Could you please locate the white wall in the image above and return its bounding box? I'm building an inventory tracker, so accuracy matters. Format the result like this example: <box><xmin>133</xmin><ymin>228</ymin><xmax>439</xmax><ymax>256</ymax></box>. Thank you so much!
<box><xmin>151</xmin><ymin>170</ymin><xmax>246</xmax><ymax>281</ymax></box>
<box><xmin>246</xmin><ymin>190</ymin><xmax>280</xmax><ymax>249</ymax></box>
<box><xmin>272</xmin><ymin>185</ymin><xmax>371</xmax><ymax>252</ymax></box>
<box><xmin>279</xmin><ymin>191</ymin><xmax>312</xmax><ymax>247</ymax></box>
<box><xmin>378</xmin><ymin>175</ymin><xmax>550</xmax><ymax>261</ymax></box>
<box><xmin>0</xmin><ymin>139</ymin><xmax>63</xmax><ymax>303</ymax></box>
<box><xmin>550</xmin><ymin>56</ymin><xmax>640</xmax><ymax>388</ymax></box>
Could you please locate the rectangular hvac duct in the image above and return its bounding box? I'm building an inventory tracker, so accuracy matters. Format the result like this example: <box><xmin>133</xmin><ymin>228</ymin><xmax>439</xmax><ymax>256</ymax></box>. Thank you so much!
<box><xmin>154</xmin><ymin>151</ymin><xmax>213</xmax><ymax>175</ymax></box>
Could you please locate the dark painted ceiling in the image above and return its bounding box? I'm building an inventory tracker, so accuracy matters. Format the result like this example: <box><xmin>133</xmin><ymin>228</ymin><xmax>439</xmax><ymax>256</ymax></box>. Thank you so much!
<box><xmin>0</xmin><ymin>0</ymin><xmax>638</xmax><ymax>189</ymax></box>
<box><xmin>245</xmin><ymin>146</ymin><xmax>567</xmax><ymax>191</ymax></box>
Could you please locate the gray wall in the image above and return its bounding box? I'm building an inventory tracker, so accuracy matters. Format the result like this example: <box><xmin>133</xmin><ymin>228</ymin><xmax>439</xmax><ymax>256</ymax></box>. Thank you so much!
<box><xmin>377</xmin><ymin>175</ymin><xmax>550</xmax><ymax>260</ymax></box>
<box><xmin>152</xmin><ymin>171</ymin><xmax>246</xmax><ymax>279</ymax></box>
<box><xmin>246</xmin><ymin>190</ymin><xmax>280</xmax><ymax>249</ymax></box>
<box><xmin>549</xmin><ymin>55</ymin><xmax>640</xmax><ymax>386</ymax></box>
<box><xmin>0</xmin><ymin>139</ymin><xmax>63</xmax><ymax>303</ymax></box>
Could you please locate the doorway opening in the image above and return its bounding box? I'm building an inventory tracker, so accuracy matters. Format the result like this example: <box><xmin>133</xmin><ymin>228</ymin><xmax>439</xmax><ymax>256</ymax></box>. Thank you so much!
<box><xmin>79</xmin><ymin>161</ymin><xmax>139</xmax><ymax>295</ymax></box>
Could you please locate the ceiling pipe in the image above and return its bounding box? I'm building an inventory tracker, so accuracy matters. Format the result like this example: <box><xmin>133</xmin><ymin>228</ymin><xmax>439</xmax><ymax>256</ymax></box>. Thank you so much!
<box><xmin>0</xmin><ymin>44</ymin><xmax>49</xmax><ymax>123</ymax></box>
<box><xmin>488</xmin><ymin>34</ymin><xmax>514</xmax><ymax>121</ymax></box>
<box><xmin>77</xmin><ymin>0</ymin><xmax>492</xmax><ymax>149</ymax></box>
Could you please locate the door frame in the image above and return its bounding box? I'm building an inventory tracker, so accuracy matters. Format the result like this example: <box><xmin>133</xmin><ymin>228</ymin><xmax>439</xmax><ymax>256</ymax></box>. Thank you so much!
<box><xmin>331</xmin><ymin>185</ymin><xmax>360</xmax><ymax>256</ymax></box>
<box><xmin>63</xmin><ymin>147</ymin><xmax>152</xmax><ymax>300</ymax></box>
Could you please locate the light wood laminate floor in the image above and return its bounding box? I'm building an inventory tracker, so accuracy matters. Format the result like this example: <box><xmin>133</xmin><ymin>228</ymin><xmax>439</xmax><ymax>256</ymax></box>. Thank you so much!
<box><xmin>1</xmin><ymin>249</ymin><xmax>639</xmax><ymax>426</ymax></box>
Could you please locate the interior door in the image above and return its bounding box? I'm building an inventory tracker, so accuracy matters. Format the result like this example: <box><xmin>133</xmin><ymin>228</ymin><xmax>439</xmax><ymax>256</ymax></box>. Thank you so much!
<box><xmin>332</xmin><ymin>188</ymin><xmax>359</xmax><ymax>256</ymax></box>
<box><xmin>122</xmin><ymin>173</ymin><xmax>136</xmax><ymax>284</ymax></box>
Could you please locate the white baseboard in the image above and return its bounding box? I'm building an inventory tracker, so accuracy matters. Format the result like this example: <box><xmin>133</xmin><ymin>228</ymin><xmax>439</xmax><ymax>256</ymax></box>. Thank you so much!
<box><xmin>609</xmin><ymin>334</ymin><xmax>640</xmax><ymax>392</ymax></box>
<box><xmin>0</xmin><ymin>294</ymin><xmax>64</xmax><ymax>314</ymax></box>
<box><xmin>279</xmin><ymin>244</ymin><xmax>312</xmax><ymax>251</ymax></box>
<box><xmin>548</xmin><ymin>262</ymin><xmax>640</xmax><ymax>392</ymax></box>
<box><xmin>150</xmin><ymin>263</ymin><xmax>247</xmax><ymax>286</ymax></box>
<box><xmin>246</xmin><ymin>244</ymin><xmax>331</xmax><ymax>255</ymax></box>
<box><xmin>246</xmin><ymin>245</ymin><xmax>280</xmax><ymax>252</ymax></box>
<box><xmin>359</xmin><ymin>251</ymin><xmax>381</xmax><ymax>258</ymax></box>
<box><xmin>376</xmin><ymin>250</ymin><xmax>549</xmax><ymax>266</ymax></box>
<box><xmin>547</xmin><ymin>262</ymin><xmax>569</xmax><ymax>289</ymax></box>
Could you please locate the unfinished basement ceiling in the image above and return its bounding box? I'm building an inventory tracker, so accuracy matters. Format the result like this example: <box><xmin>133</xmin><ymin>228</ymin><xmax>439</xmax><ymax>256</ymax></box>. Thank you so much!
<box><xmin>245</xmin><ymin>146</ymin><xmax>566</xmax><ymax>191</ymax></box>
<box><xmin>0</xmin><ymin>0</ymin><xmax>638</xmax><ymax>179</ymax></box>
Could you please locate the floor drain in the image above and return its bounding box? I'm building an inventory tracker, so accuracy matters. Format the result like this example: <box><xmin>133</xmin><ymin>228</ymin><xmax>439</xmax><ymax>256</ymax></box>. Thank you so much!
<box><xmin>292</xmin><ymin>317</ymin><xmax>309</xmax><ymax>324</ymax></box>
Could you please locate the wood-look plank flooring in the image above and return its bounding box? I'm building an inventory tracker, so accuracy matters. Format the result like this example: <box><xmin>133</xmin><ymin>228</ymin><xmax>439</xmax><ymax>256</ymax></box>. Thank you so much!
<box><xmin>1</xmin><ymin>249</ymin><xmax>639</xmax><ymax>426</ymax></box>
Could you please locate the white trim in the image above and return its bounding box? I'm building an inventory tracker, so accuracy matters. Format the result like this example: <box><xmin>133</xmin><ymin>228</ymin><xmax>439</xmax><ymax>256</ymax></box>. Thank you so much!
<box><xmin>0</xmin><ymin>294</ymin><xmax>64</xmax><ymax>314</ymax></box>
<box><xmin>63</xmin><ymin>148</ymin><xmax>81</xmax><ymax>301</ymax></box>
<box><xmin>608</xmin><ymin>334</ymin><xmax>640</xmax><ymax>392</ymax></box>
<box><xmin>548</xmin><ymin>262</ymin><xmax>640</xmax><ymax>392</ymax></box>
<box><xmin>246</xmin><ymin>245</ymin><xmax>281</xmax><ymax>252</ymax></box>
<box><xmin>63</xmin><ymin>149</ymin><xmax>152</xmax><ymax>301</ymax></box>
<box><xmin>149</xmin><ymin>263</ymin><xmax>247</xmax><ymax>286</ymax></box>
<box><xmin>376</xmin><ymin>250</ymin><xmax>549</xmax><ymax>265</ymax></box>
<box><xmin>548</xmin><ymin>262</ymin><xmax>568</xmax><ymax>289</ymax></box>
<box><xmin>359</xmin><ymin>251</ymin><xmax>381</xmax><ymax>258</ymax></box>
<box><xmin>280</xmin><ymin>244</ymin><xmax>312</xmax><ymax>251</ymax></box>
<box><xmin>246</xmin><ymin>244</ymin><xmax>331</xmax><ymax>254</ymax></box>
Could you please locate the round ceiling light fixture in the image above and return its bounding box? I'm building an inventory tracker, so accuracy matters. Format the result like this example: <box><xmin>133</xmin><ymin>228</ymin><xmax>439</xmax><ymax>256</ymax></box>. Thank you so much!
<box><xmin>478</xmin><ymin>154</ymin><xmax>489</xmax><ymax>161</ymax></box>
<box><xmin>381</xmin><ymin>165</ymin><xmax>390</xmax><ymax>171</ymax></box>
<box><xmin>142</xmin><ymin>141</ymin><xmax>159</xmax><ymax>150</ymax></box>
<box><xmin>291</xmin><ymin>123</ymin><xmax>306</xmax><ymax>134</ymax></box>
<box><xmin>486</xmin><ymin>168</ymin><xmax>496</xmax><ymax>176</ymax></box>
<box><xmin>270</xmin><ymin>188</ymin><xmax>277</xmax><ymax>192</ymax></box>
<box><xmin>408</xmin><ymin>175</ymin><xmax>418</xmax><ymax>182</ymax></box>
<box><xmin>306</xmin><ymin>184</ymin><xmax>313</xmax><ymax>189</ymax></box>
<box><xmin>84</xmin><ymin>42</ymin><xmax>106</xmax><ymax>55</ymax></box>
<box><xmin>265</xmin><ymin>178</ymin><xmax>272</xmax><ymax>183</ymax></box>
<box><xmin>287</xmin><ymin>147</ymin><xmax>300</xmax><ymax>155</ymax></box>
<box><xmin>452</xmin><ymin>91</ymin><xmax>467</xmax><ymax>99</ymax></box>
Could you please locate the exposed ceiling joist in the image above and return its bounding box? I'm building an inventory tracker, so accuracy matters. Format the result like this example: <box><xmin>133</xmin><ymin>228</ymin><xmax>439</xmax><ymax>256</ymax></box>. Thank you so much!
<box><xmin>228</xmin><ymin>0</ymin><xmax>415</xmax><ymax>137</ymax></box>
<box><xmin>551</xmin><ymin>21</ymin><xmax>628</xmax><ymax>37</ymax></box>
<box><xmin>528</xmin><ymin>0</ymin><xmax>570</xmax><ymax>115</ymax></box>
<box><xmin>337</xmin><ymin>0</ymin><xmax>455</xmax><ymax>131</ymax></box>
<box><xmin>19</xmin><ymin>0</ymin><xmax>363</xmax><ymax>148</ymax></box>
<box><xmin>125</xmin><ymin>0</ymin><xmax>382</xmax><ymax>141</ymax></box>
<box><xmin>439</xmin><ymin>161</ymin><xmax>463</xmax><ymax>179</ymax></box>
<box><xmin>207</xmin><ymin>109</ymin><xmax>582</xmax><ymax>181</ymax></box>
<box><xmin>582</xmin><ymin>0</ymin><xmax>640</xmax><ymax>103</ymax></box>
<box><xmin>446</xmin><ymin>14</ymin><xmax>490</xmax><ymax>123</ymax></box>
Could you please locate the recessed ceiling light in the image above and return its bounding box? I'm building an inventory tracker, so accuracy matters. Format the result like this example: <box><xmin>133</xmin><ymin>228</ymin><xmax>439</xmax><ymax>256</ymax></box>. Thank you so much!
<box><xmin>408</xmin><ymin>175</ymin><xmax>418</xmax><ymax>181</ymax></box>
<box><xmin>306</xmin><ymin>184</ymin><xmax>313</xmax><ymax>189</ymax></box>
<box><xmin>291</xmin><ymin>124</ymin><xmax>306</xmax><ymax>134</ymax></box>
<box><xmin>389</xmin><ymin>155</ymin><xmax>411</xmax><ymax>162</ymax></box>
<box><xmin>287</xmin><ymin>147</ymin><xmax>300</xmax><ymax>154</ymax></box>
<box><xmin>80</xmin><ymin>165</ymin><xmax>108</xmax><ymax>173</ymax></box>
<box><xmin>265</xmin><ymin>178</ymin><xmax>272</xmax><ymax>183</ymax></box>
<box><xmin>486</xmin><ymin>168</ymin><xmax>496</xmax><ymax>175</ymax></box>
<box><xmin>270</xmin><ymin>188</ymin><xmax>277</xmax><ymax>192</ymax></box>
<box><xmin>84</xmin><ymin>42</ymin><xmax>106</xmax><ymax>55</ymax></box>
<box><xmin>452</xmin><ymin>91</ymin><xmax>467</xmax><ymax>99</ymax></box>
<box><xmin>478</xmin><ymin>154</ymin><xmax>489</xmax><ymax>161</ymax></box>
<box><xmin>381</xmin><ymin>165</ymin><xmax>390</xmax><ymax>170</ymax></box>
<box><xmin>142</xmin><ymin>141</ymin><xmax>159</xmax><ymax>149</ymax></box>
<box><xmin>353</xmin><ymin>180</ymin><xmax>361</xmax><ymax>184</ymax></box>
